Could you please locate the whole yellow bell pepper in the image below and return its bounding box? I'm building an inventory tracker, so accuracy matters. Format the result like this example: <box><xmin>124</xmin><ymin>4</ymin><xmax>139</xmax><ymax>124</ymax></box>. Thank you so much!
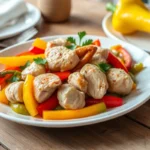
<box><xmin>23</xmin><ymin>75</ymin><xmax>38</xmax><ymax>117</ymax></box>
<box><xmin>0</xmin><ymin>87</ymin><xmax>9</xmax><ymax>105</ymax></box>
<box><xmin>43</xmin><ymin>103</ymin><xmax>106</xmax><ymax>120</ymax></box>
<box><xmin>107</xmin><ymin>0</ymin><xmax>150</xmax><ymax>34</ymax></box>
<box><xmin>0</xmin><ymin>54</ymin><xmax>44</xmax><ymax>67</ymax></box>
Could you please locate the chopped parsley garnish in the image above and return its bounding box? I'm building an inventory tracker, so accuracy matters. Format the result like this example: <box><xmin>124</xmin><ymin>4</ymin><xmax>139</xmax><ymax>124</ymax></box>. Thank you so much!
<box><xmin>98</xmin><ymin>63</ymin><xmax>111</xmax><ymax>73</ymax></box>
<box><xmin>8</xmin><ymin>74</ymin><xmax>20</xmax><ymax>82</ymax></box>
<box><xmin>66</xmin><ymin>45</ymin><xmax>77</xmax><ymax>50</ymax></box>
<box><xmin>66</xmin><ymin>31</ymin><xmax>93</xmax><ymax>50</ymax></box>
<box><xmin>82</xmin><ymin>39</ymin><xmax>93</xmax><ymax>46</ymax></box>
<box><xmin>34</xmin><ymin>57</ymin><xmax>47</xmax><ymax>65</ymax></box>
<box><xmin>67</xmin><ymin>37</ymin><xmax>76</xmax><ymax>45</ymax></box>
<box><xmin>5</xmin><ymin>71</ymin><xmax>22</xmax><ymax>83</ymax></box>
<box><xmin>20</xmin><ymin>61</ymin><xmax>31</xmax><ymax>71</ymax></box>
<box><xmin>78</xmin><ymin>31</ymin><xmax>86</xmax><ymax>45</ymax></box>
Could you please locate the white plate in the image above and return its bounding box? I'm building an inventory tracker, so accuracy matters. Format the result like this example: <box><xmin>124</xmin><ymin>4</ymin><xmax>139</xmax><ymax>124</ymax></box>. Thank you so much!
<box><xmin>0</xmin><ymin>35</ymin><xmax>150</xmax><ymax>128</ymax></box>
<box><xmin>102</xmin><ymin>13</ymin><xmax>150</xmax><ymax>53</ymax></box>
<box><xmin>0</xmin><ymin>3</ymin><xmax>41</xmax><ymax>40</ymax></box>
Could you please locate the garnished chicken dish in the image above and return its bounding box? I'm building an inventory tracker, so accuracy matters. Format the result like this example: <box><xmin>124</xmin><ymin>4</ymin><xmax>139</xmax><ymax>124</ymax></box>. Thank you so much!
<box><xmin>0</xmin><ymin>31</ymin><xmax>144</xmax><ymax>120</ymax></box>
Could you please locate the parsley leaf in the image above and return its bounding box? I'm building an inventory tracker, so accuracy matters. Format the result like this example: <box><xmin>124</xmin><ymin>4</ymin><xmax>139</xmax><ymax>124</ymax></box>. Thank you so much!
<box><xmin>98</xmin><ymin>63</ymin><xmax>111</xmax><ymax>73</ymax></box>
<box><xmin>78</xmin><ymin>31</ymin><xmax>86</xmax><ymax>45</ymax></box>
<box><xmin>8</xmin><ymin>75</ymin><xmax>20</xmax><ymax>82</ymax></box>
<box><xmin>34</xmin><ymin>57</ymin><xmax>47</xmax><ymax>65</ymax></box>
<box><xmin>6</xmin><ymin>71</ymin><xmax>21</xmax><ymax>83</ymax></box>
<box><xmin>0</xmin><ymin>70</ymin><xmax>21</xmax><ymax>77</ymax></box>
<box><xmin>82</xmin><ymin>39</ymin><xmax>93</xmax><ymax>46</ymax></box>
<box><xmin>20</xmin><ymin>61</ymin><xmax>31</xmax><ymax>71</ymax></box>
<box><xmin>67</xmin><ymin>37</ymin><xmax>76</xmax><ymax>45</ymax></box>
<box><xmin>66</xmin><ymin>45</ymin><xmax>77</xmax><ymax>50</ymax></box>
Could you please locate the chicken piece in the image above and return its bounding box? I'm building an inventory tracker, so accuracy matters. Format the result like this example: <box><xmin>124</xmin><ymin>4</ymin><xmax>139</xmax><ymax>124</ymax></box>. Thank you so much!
<box><xmin>57</xmin><ymin>84</ymin><xmax>85</xmax><ymax>110</ymax></box>
<box><xmin>68</xmin><ymin>72</ymin><xmax>88</xmax><ymax>93</ymax></box>
<box><xmin>5</xmin><ymin>81</ymin><xmax>24</xmax><ymax>103</ymax></box>
<box><xmin>21</xmin><ymin>62</ymin><xmax>46</xmax><ymax>80</ymax></box>
<box><xmin>107</xmin><ymin>68</ymin><xmax>133</xmax><ymax>95</ymax></box>
<box><xmin>45</xmin><ymin>46</ymin><xmax>79</xmax><ymax>72</ymax></box>
<box><xmin>33</xmin><ymin>73</ymin><xmax>61</xmax><ymax>103</ymax></box>
<box><xmin>90</xmin><ymin>48</ymin><xmax>109</xmax><ymax>65</ymax></box>
<box><xmin>47</xmin><ymin>38</ymin><xmax>68</xmax><ymax>48</ymax></box>
<box><xmin>80</xmin><ymin>64</ymin><xmax>108</xmax><ymax>99</ymax></box>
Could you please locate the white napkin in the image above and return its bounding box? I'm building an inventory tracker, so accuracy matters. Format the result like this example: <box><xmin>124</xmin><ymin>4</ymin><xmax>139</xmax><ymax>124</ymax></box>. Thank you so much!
<box><xmin>0</xmin><ymin>0</ymin><xmax>28</xmax><ymax>28</ymax></box>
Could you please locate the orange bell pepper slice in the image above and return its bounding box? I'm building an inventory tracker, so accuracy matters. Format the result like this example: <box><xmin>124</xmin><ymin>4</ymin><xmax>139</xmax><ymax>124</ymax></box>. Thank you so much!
<box><xmin>0</xmin><ymin>54</ymin><xmax>44</xmax><ymax>67</ymax></box>
<box><xmin>43</xmin><ymin>102</ymin><xmax>106</xmax><ymax>120</ymax></box>
<box><xmin>23</xmin><ymin>75</ymin><xmax>38</xmax><ymax>116</ymax></box>
<box><xmin>32</xmin><ymin>38</ymin><xmax>47</xmax><ymax>50</ymax></box>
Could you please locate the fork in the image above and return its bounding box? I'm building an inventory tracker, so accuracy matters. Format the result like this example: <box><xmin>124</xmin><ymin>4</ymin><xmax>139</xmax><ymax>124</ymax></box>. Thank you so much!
<box><xmin>0</xmin><ymin>27</ymin><xmax>38</xmax><ymax>49</ymax></box>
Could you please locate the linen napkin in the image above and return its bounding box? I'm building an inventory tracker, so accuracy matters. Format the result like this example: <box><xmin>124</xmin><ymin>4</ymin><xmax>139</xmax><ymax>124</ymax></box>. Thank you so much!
<box><xmin>0</xmin><ymin>0</ymin><xmax>28</xmax><ymax>28</ymax></box>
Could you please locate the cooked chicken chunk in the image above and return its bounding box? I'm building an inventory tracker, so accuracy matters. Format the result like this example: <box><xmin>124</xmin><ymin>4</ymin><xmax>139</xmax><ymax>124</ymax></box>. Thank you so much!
<box><xmin>80</xmin><ymin>64</ymin><xmax>108</xmax><ymax>99</ymax></box>
<box><xmin>90</xmin><ymin>48</ymin><xmax>108</xmax><ymax>65</ymax></box>
<box><xmin>57</xmin><ymin>84</ymin><xmax>85</xmax><ymax>110</ymax></box>
<box><xmin>5</xmin><ymin>81</ymin><xmax>24</xmax><ymax>103</ymax></box>
<box><xmin>68</xmin><ymin>72</ymin><xmax>88</xmax><ymax>93</ymax></box>
<box><xmin>107</xmin><ymin>68</ymin><xmax>133</xmax><ymax>95</ymax></box>
<box><xmin>21</xmin><ymin>62</ymin><xmax>46</xmax><ymax>80</ymax></box>
<box><xmin>47</xmin><ymin>38</ymin><xmax>68</xmax><ymax>47</ymax></box>
<box><xmin>45</xmin><ymin>46</ymin><xmax>80</xmax><ymax>72</ymax></box>
<box><xmin>33</xmin><ymin>73</ymin><xmax>61</xmax><ymax>103</ymax></box>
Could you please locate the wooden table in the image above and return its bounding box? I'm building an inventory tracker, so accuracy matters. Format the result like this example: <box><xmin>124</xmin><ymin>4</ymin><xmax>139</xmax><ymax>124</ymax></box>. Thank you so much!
<box><xmin>0</xmin><ymin>0</ymin><xmax>150</xmax><ymax>149</ymax></box>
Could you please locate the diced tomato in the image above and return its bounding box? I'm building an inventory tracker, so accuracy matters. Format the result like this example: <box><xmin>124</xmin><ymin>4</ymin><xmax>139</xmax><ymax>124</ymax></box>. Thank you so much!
<box><xmin>107</xmin><ymin>52</ymin><xmax>128</xmax><ymax>73</ymax></box>
<box><xmin>86</xmin><ymin>95</ymin><xmax>123</xmax><ymax>108</ymax></box>
<box><xmin>54</xmin><ymin>71</ymin><xmax>71</xmax><ymax>81</ymax></box>
<box><xmin>29</xmin><ymin>46</ymin><xmax>45</xmax><ymax>54</ymax></box>
<box><xmin>37</xmin><ymin>95</ymin><xmax>59</xmax><ymax>116</ymax></box>
<box><xmin>93</xmin><ymin>39</ymin><xmax>101</xmax><ymax>46</ymax></box>
<box><xmin>111</xmin><ymin>45</ymin><xmax>132</xmax><ymax>70</ymax></box>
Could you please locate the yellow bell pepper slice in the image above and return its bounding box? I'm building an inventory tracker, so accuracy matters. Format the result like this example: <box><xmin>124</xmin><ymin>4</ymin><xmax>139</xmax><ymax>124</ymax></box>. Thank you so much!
<box><xmin>0</xmin><ymin>54</ymin><xmax>44</xmax><ymax>67</ymax></box>
<box><xmin>43</xmin><ymin>103</ymin><xmax>106</xmax><ymax>120</ymax></box>
<box><xmin>23</xmin><ymin>75</ymin><xmax>38</xmax><ymax>117</ymax></box>
<box><xmin>32</xmin><ymin>38</ymin><xmax>47</xmax><ymax>50</ymax></box>
<box><xmin>131</xmin><ymin>63</ymin><xmax>144</xmax><ymax>74</ymax></box>
<box><xmin>0</xmin><ymin>87</ymin><xmax>9</xmax><ymax>105</ymax></box>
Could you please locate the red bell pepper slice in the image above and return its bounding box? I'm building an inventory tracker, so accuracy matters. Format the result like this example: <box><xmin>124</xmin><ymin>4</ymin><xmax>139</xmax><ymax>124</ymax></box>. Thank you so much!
<box><xmin>93</xmin><ymin>39</ymin><xmax>101</xmax><ymax>46</ymax></box>
<box><xmin>86</xmin><ymin>95</ymin><xmax>123</xmax><ymax>108</ymax></box>
<box><xmin>29</xmin><ymin>46</ymin><xmax>45</xmax><ymax>54</ymax></box>
<box><xmin>5</xmin><ymin>66</ymin><xmax>20</xmax><ymax>71</ymax></box>
<box><xmin>111</xmin><ymin>45</ymin><xmax>132</xmax><ymax>70</ymax></box>
<box><xmin>0</xmin><ymin>67</ymin><xmax>21</xmax><ymax>89</ymax></box>
<box><xmin>37</xmin><ymin>95</ymin><xmax>59</xmax><ymax>116</ymax></box>
<box><xmin>54</xmin><ymin>71</ymin><xmax>71</xmax><ymax>81</ymax></box>
<box><xmin>107</xmin><ymin>52</ymin><xmax>128</xmax><ymax>73</ymax></box>
<box><xmin>17</xmin><ymin>51</ymin><xmax>34</xmax><ymax>56</ymax></box>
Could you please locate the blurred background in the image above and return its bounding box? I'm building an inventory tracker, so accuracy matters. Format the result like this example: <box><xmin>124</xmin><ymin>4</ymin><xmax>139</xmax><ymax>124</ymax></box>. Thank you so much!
<box><xmin>0</xmin><ymin>0</ymin><xmax>150</xmax><ymax>50</ymax></box>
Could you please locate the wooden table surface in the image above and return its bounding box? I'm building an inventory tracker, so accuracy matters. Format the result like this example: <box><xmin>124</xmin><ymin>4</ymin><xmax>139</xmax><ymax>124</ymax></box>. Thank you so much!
<box><xmin>1</xmin><ymin>0</ymin><xmax>150</xmax><ymax>150</ymax></box>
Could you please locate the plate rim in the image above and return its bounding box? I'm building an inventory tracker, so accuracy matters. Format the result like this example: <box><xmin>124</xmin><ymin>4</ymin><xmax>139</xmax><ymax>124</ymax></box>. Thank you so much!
<box><xmin>0</xmin><ymin>3</ymin><xmax>41</xmax><ymax>40</ymax></box>
<box><xmin>0</xmin><ymin>35</ymin><xmax>150</xmax><ymax>128</ymax></box>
